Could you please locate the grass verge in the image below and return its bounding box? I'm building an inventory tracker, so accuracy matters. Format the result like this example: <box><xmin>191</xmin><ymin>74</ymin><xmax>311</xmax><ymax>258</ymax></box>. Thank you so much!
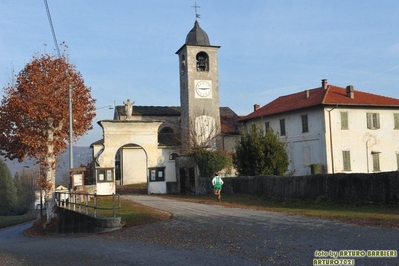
<box><xmin>96</xmin><ymin>196</ymin><xmax>171</xmax><ymax>227</ymax></box>
<box><xmin>0</xmin><ymin>212</ymin><xmax>37</xmax><ymax>230</ymax></box>
<box><xmin>161</xmin><ymin>194</ymin><xmax>399</xmax><ymax>228</ymax></box>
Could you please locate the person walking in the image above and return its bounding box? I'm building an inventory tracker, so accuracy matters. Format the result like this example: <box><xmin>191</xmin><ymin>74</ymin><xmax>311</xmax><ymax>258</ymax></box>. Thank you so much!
<box><xmin>212</xmin><ymin>173</ymin><xmax>223</xmax><ymax>201</ymax></box>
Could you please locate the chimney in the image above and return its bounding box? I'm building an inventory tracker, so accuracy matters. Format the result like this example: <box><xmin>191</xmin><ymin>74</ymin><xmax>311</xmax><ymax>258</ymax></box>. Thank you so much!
<box><xmin>346</xmin><ymin>85</ymin><xmax>354</xmax><ymax>99</ymax></box>
<box><xmin>321</xmin><ymin>79</ymin><xmax>328</xmax><ymax>90</ymax></box>
<box><xmin>305</xmin><ymin>90</ymin><xmax>309</xmax><ymax>98</ymax></box>
<box><xmin>254</xmin><ymin>104</ymin><xmax>260</xmax><ymax>111</ymax></box>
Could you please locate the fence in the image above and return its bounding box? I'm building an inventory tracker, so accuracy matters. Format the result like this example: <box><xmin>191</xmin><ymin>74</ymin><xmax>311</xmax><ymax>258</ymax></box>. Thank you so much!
<box><xmin>55</xmin><ymin>191</ymin><xmax>121</xmax><ymax>219</ymax></box>
<box><xmin>198</xmin><ymin>171</ymin><xmax>399</xmax><ymax>203</ymax></box>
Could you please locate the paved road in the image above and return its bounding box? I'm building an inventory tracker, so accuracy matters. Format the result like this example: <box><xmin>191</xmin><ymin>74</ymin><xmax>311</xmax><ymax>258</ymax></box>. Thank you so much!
<box><xmin>0</xmin><ymin>195</ymin><xmax>398</xmax><ymax>265</ymax></box>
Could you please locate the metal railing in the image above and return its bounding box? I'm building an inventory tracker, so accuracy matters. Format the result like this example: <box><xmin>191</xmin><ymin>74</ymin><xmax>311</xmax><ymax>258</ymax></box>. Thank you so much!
<box><xmin>55</xmin><ymin>191</ymin><xmax>121</xmax><ymax>219</ymax></box>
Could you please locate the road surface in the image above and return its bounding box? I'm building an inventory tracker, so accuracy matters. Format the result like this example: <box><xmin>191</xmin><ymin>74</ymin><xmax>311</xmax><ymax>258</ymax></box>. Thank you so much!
<box><xmin>0</xmin><ymin>195</ymin><xmax>398</xmax><ymax>265</ymax></box>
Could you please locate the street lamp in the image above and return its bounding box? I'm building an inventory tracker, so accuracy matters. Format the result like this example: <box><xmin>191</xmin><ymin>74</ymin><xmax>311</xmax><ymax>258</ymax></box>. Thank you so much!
<box><xmin>96</xmin><ymin>105</ymin><xmax>113</xmax><ymax>110</ymax></box>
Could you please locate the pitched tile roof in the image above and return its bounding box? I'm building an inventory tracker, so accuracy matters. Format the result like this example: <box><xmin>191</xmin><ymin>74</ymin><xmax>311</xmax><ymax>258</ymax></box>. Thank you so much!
<box><xmin>116</xmin><ymin>105</ymin><xmax>181</xmax><ymax>116</ymax></box>
<box><xmin>240</xmin><ymin>84</ymin><xmax>399</xmax><ymax>121</ymax></box>
<box><xmin>115</xmin><ymin>105</ymin><xmax>240</xmax><ymax>134</ymax></box>
<box><xmin>220</xmin><ymin>107</ymin><xmax>240</xmax><ymax>134</ymax></box>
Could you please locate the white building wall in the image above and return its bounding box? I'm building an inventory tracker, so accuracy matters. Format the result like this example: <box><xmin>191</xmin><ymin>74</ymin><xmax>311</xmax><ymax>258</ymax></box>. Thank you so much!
<box><xmin>245</xmin><ymin>106</ymin><xmax>399</xmax><ymax>176</ymax></box>
<box><xmin>243</xmin><ymin>107</ymin><xmax>328</xmax><ymax>176</ymax></box>
<box><xmin>325</xmin><ymin>107</ymin><xmax>399</xmax><ymax>174</ymax></box>
<box><xmin>160</xmin><ymin>148</ymin><xmax>178</xmax><ymax>183</ymax></box>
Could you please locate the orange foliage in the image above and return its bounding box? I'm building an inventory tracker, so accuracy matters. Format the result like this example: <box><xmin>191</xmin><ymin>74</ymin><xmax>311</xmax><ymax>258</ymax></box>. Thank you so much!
<box><xmin>0</xmin><ymin>53</ymin><xmax>96</xmax><ymax>162</ymax></box>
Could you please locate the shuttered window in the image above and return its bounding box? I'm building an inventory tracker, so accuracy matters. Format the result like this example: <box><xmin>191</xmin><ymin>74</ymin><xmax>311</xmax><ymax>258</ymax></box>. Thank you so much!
<box><xmin>366</xmin><ymin>113</ymin><xmax>380</xmax><ymax>129</ymax></box>
<box><xmin>341</xmin><ymin>112</ymin><xmax>348</xmax><ymax>130</ymax></box>
<box><xmin>301</xmin><ymin>114</ymin><xmax>309</xmax><ymax>133</ymax></box>
<box><xmin>372</xmin><ymin>153</ymin><xmax>380</xmax><ymax>172</ymax></box>
<box><xmin>394</xmin><ymin>114</ymin><xmax>399</xmax><ymax>129</ymax></box>
<box><xmin>279</xmin><ymin>119</ymin><xmax>286</xmax><ymax>136</ymax></box>
<box><xmin>342</xmin><ymin>150</ymin><xmax>351</xmax><ymax>171</ymax></box>
<box><xmin>265</xmin><ymin>121</ymin><xmax>270</xmax><ymax>133</ymax></box>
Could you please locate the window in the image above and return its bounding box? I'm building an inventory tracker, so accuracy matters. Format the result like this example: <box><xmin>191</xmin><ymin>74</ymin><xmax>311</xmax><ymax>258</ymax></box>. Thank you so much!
<box><xmin>97</xmin><ymin>168</ymin><xmax>114</xmax><ymax>183</ymax></box>
<box><xmin>265</xmin><ymin>121</ymin><xmax>270</xmax><ymax>132</ymax></box>
<box><xmin>158</xmin><ymin>127</ymin><xmax>179</xmax><ymax>146</ymax></box>
<box><xmin>196</xmin><ymin>52</ymin><xmax>209</xmax><ymax>71</ymax></box>
<box><xmin>394</xmin><ymin>114</ymin><xmax>399</xmax><ymax>129</ymax></box>
<box><xmin>372</xmin><ymin>153</ymin><xmax>380</xmax><ymax>172</ymax></box>
<box><xmin>342</xmin><ymin>151</ymin><xmax>351</xmax><ymax>171</ymax></box>
<box><xmin>149</xmin><ymin>167</ymin><xmax>165</xmax><ymax>182</ymax></box>
<box><xmin>169</xmin><ymin>153</ymin><xmax>179</xmax><ymax>160</ymax></box>
<box><xmin>341</xmin><ymin>112</ymin><xmax>348</xmax><ymax>130</ymax></box>
<box><xmin>180</xmin><ymin>54</ymin><xmax>186</xmax><ymax>74</ymax></box>
<box><xmin>301</xmin><ymin>114</ymin><xmax>309</xmax><ymax>133</ymax></box>
<box><xmin>279</xmin><ymin>119</ymin><xmax>286</xmax><ymax>136</ymax></box>
<box><xmin>366</xmin><ymin>113</ymin><xmax>380</xmax><ymax>129</ymax></box>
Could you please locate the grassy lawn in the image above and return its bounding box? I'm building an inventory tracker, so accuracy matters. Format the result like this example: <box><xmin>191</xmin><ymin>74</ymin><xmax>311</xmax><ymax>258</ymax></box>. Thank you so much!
<box><xmin>162</xmin><ymin>194</ymin><xmax>399</xmax><ymax>228</ymax></box>
<box><xmin>95</xmin><ymin>196</ymin><xmax>171</xmax><ymax>227</ymax></box>
<box><xmin>0</xmin><ymin>212</ymin><xmax>37</xmax><ymax>229</ymax></box>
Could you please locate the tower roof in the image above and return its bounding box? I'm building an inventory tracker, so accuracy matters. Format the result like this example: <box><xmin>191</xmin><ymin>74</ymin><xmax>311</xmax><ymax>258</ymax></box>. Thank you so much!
<box><xmin>185</xmin><ymin>20</ymin><xmax>210</xmax><ymax>45</ymax></box>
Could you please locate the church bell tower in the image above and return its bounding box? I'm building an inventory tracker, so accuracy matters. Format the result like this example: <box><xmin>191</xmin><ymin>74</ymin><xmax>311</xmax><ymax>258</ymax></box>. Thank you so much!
<box><xmin>176</xmin><ymin>19</ymin><xmax>221</xmax><ymax>151</ymax></box>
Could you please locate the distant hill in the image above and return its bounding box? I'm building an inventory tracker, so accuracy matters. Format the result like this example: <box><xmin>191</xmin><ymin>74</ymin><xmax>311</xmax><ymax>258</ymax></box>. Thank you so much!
<box><xmin>2</xmin><ymin>146</ymin><xmax>92</xmax><ymax>183</ymax></box>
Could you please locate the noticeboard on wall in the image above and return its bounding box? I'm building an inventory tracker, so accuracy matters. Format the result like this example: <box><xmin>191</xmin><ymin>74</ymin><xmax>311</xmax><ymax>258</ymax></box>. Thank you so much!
<box><xmin>73</xmin><ymin>173</ymin><xmax>83</xmax><ymax>186</ymax></box>
<box><xmin>97</xmin><ymin>168</ymin><xmax>114</xmax><ymax>183</ymax></box>
<box><xmin>149</xmin><ymin>167</ymin><xmax>165</xmax><ymax>182</ymax></box>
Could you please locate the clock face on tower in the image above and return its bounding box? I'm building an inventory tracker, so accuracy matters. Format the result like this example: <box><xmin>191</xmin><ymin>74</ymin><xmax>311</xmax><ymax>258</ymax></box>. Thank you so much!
<box><xmin>195</xmin><ymin>80</ymin><xmax>212</xmax><ymax>98</ymax></box>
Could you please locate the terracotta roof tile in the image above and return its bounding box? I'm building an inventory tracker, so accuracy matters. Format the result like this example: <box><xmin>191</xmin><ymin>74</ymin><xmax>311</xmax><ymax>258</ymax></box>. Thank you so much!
<box><xmin>220</xmin><ymin>107</ymin><xmax>240</xmax><ymax>134</ymax></box>
<box><xmin>241</xmin><ymin>85</ymin><xmax>399</xmax><ymax>121</ymax></box>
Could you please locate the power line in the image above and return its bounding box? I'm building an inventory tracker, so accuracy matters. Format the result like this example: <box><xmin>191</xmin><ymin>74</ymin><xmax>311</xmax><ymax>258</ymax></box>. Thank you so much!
<box><xmin>43</xmin><ymin>0</ymin><xmax>74</xmax><ymax>183</ymax></box>
<box><xmin>43</xmin><ymin>0</ymin><xmax>61</xmax><ymax>58</ymax></box>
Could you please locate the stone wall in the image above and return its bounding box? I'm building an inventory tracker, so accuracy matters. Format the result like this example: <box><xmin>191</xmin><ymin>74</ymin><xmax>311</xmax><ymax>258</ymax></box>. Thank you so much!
<box><xmin>199</xmin><ymin>171</ymin><xmax>399</xmax><ymax>203</ymax></box>
<box><xmin>57</xmin><ymin>207</ymin><xmax>122</xmax><ymax>234</ymax></box>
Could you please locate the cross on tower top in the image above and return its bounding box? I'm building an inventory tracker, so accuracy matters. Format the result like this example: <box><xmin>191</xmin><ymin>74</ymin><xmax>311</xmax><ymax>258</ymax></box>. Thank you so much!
<box><xmin>191</xmin><ymin>2</ymin><xmax>201</xmax><ymax>19</ymax></box>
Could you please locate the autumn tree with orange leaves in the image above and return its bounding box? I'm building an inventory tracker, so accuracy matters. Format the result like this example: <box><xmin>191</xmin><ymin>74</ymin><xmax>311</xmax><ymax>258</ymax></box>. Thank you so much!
<box><xmin>0</xmin><ymin>53</ymin><xmax>96</xmax><ymax>223</ymax></box>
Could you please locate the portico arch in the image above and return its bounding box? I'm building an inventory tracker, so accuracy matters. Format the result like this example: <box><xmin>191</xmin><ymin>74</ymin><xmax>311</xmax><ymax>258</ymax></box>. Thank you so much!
<box><xmin>95</xmin><ymin>120</ymin><xmax>164</xmax><ymax>194</ymax></box>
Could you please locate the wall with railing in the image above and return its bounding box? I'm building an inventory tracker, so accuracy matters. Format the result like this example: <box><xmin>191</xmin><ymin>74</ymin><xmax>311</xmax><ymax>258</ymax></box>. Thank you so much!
<box><xmin>55</xmin><ymin>191</ymin><xmax>122</xmax><ymax>233</ymax></box>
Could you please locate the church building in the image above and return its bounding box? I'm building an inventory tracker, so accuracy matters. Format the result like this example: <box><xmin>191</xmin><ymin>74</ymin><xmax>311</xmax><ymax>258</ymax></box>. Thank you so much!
<box><xmin>91</xmin><ymin>19</ymin><xmax>240</xmax><ymax>195</ymax></box>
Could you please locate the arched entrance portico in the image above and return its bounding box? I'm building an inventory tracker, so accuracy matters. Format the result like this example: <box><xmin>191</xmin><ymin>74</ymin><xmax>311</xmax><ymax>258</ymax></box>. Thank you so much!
<box><xmin>116</xmin><ymin>143</ymin><xmax>147</xmax><ymax>185</ymax></box>
<box><xmin>95</xmin><ymin>120</ymin><xmax>165</xmax><ymax>195</ymax></box>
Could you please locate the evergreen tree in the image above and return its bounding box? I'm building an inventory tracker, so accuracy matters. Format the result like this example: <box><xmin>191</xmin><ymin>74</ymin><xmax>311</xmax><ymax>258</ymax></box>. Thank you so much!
<box><xmin>188</xmin><ymin>147</ymin><xmax>231</xmax><ymax>178</ymax></box>
<box><xmin>233</xmin><ymin>124</ymin><xmax>289</xmax><ymax>176</ymax></box>
<box><xmin>13</xmin><ymin>170</ymin><xmax>35</xmax><ymax>214</ymax></box>
<box><xmin>0</xmin><ymin>158</ymin><xmax>17</xmax><ymax>215</ymax></box>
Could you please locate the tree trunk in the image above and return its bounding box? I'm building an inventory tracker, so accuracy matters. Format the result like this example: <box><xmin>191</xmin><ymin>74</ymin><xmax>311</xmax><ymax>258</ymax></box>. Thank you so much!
<box><xmin>44</xmin><ymin>118</ymin><xmax>62</xmax><ymax>227</ymax></box>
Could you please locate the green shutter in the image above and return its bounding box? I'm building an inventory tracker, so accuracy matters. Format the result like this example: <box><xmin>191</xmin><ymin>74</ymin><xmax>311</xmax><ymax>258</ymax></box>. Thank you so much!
<box><xmin>265</xmin><ymin>121</ymin><xmax>270</xmax><ymax>132</ymax></box>
<box><xmin>301</xmin><ymin>115</ymin><xmax>308</xmax><ymax>132</ymax></box>
<box><xmin>341</xmin><ymin>112</ymin><xmax>348</xmax><ymax>130</ymax></box>
<box><xmin>279</xmin><ymin>119</ymin><xmax>286</xmax><ymax>136</ymax></box>
<box><xmin>394</xmin><ymin>114</ymin><xmax>399</xmax><ymax>129</ymax></box>
<box><xmin>372</xmin><ymin>153</ymin><xmax>380</xmax><ymax>172</ymax></box>
<box><xmin>366</xmin><ymin>113</ymin><xmax>371</xmax><ymax>129</ymax></box>
<box><xmin>342</xmin><ymin>150</ymin><xmax>351</xmax><ymax>171</ymax></box>
<box><xmin>374</xmin><ymin>113</ymin><xmax>380</xmax><ymax>129</ymax></box>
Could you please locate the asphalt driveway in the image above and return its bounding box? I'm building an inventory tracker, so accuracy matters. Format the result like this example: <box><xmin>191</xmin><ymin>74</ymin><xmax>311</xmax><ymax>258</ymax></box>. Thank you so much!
<box><xmin>0</xmin><ymin>195</ymin><xmax>398</xmax><ymax>265</ymax></box>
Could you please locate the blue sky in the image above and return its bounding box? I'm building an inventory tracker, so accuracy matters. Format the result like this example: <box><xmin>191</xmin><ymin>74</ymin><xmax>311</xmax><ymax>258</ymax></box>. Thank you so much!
<box><xmin>1</xmin><ymin>1</ymin><xmax>399</xmax><ymax>147</ymax></box>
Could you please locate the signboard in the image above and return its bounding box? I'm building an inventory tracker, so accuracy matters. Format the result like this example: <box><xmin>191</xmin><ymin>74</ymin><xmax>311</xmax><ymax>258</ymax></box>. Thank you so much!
<box><xmin>73</xmin><ymin>173</ymin><xmax>83</xmax><ymax>186</ymax></box>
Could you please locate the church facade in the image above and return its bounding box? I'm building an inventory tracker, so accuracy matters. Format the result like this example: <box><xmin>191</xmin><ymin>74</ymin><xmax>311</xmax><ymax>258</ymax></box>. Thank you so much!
<box><xmin>91</xmin><ymin>20</ymin><xmax>239</xmax><ymax>195</ymax></box>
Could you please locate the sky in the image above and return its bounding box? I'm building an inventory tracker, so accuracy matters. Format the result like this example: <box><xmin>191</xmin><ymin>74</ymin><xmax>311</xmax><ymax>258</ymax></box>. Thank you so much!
<box><xmin>1</xmin><ymin>1</ymin><xmax>399</xmax><ymax>147</ymax></box>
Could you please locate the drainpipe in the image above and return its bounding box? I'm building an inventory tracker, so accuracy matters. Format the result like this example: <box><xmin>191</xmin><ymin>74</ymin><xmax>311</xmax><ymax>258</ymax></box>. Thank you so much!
<box><xmin>327</xmin><ymin>105</ymin><xmax>338</xmax><ymax>174</ymax></box>
<box><xmin>366</xmin><ymin>139</ymin><xmax>369</xmax><ymax>173</ymax></box>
